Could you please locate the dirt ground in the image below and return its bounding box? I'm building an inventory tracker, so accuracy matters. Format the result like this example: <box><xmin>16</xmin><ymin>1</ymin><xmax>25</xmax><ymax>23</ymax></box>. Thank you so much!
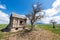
<box><xmin>1</xmin><ymin>28</ymin><xmax>60</xmax><ymax>40</ymax></box>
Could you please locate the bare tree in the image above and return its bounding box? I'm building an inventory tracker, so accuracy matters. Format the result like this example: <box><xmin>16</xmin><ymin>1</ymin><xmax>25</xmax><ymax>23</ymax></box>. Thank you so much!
<box><xmin>26</xmin><ymin>3</ymin><xmax>44</xmax><ymax>30</ymax></box>
<box><xmin>50</xmin><ymin>20</ymin><xmax>57</xmax><ymax>28</ymax></box>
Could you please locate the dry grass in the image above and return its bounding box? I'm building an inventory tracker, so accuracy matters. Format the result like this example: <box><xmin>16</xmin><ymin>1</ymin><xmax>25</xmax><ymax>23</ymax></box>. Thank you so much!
<box><xmin>16</xmin><ymin>28</ymin><xmax>60</xmax><ymax>40</ymax></box>
<box><xmin>1</xmin><ymin>28</ymin><xmax>59</xmax><ymax>40</ymax></box>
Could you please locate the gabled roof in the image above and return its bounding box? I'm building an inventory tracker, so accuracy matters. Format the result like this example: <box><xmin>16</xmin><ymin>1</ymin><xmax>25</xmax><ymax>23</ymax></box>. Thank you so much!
<box><xmin>11</xmin><ymin>12</ymin><xmax>27</xmax><ymax>19</ymax></box>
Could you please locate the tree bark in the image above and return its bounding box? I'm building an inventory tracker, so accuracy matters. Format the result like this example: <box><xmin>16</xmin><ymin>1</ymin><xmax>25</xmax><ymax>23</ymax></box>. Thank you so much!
<box><xmin>30</xmin><ymin>22</ymin><xmax>34</xmax><ymax>30</ymax></box>
<box><xmin>53</xmin><ymin>23</ymin><xmax>55</xmax><ymax>28</ymax></box>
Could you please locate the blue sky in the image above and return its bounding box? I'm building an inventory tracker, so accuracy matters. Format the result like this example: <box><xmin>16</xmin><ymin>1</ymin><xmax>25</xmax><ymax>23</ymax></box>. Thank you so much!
<box><xmin>0</xmin><ymin>0</ymin><xmax>55</xmax><ymax>15</ymax></box>
<box><xmin>0</xmin><ymin>0</ymin><xmax>60</xmax><ymax>24</ymax></box>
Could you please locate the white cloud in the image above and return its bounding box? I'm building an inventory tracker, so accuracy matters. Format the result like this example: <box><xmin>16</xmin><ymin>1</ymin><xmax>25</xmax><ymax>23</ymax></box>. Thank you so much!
<box><xmin>27</xmin><ymin>18</ymin><xmax>30</xmax><ymax>24</ymax></box>
<box><xmin>52</xmin><ymin>0</ymin><xmax>60</xmax><ymax>8</ymax></box>
<box><xmin>41</xmin><ymin>16</ymin><xmax>60</xmax><ymax>24</ymax></box>
<box><xmin>33</xmin><ymin>4</ymin><xmax>37</xmax><ymax>8</ymax></box>
<box><xmin>0</xmin><ymin>5</ymin><xmax>6</xmax><ymax>9</ymax></box>
<box><xmin>41</xmin><ymin>17</ymin><xmax>51</xmax><ymax>24</ymax></box>
<box><xmin>44</xmin><ymin>0</ymin><xmax>60</xmax><ymax>16</ymax></box>
<box><xmin>35</xmin><ymin>11</ymin><xmax>44</xmax><ymax>16</ymax></box>
<box><xmin>52</xmin><ymin>16</ymin><xmax>60</xmax><ymax>24</ymax></box>
<box><xmin>41</xmin><ymin>0</ymin><xmax>60</xmax><ymax>24</ymax></box>
<box><xmin>45</xmin><ymin>8</ymin><xmax>58</xmax><ymax>17</ymax></box>
<box><xmin>0</xmin><ymin>11</ymin><xmax>9</xmax><ymax>24</ymax></box>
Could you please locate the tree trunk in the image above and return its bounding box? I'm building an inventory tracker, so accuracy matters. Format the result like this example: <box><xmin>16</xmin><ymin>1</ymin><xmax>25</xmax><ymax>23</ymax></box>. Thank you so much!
<box><xmin>53</xmin><ymin>23</ymin><xmax>55</xmax><ymax>28</ymax></box>
<box><xmin>31</xmin><ymin>22</ymin><xmax>34</xmax><ymax>30</ymax></box>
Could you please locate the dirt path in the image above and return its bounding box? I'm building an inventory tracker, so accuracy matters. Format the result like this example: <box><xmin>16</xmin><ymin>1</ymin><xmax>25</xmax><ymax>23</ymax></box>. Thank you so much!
<box><xmin>16</xmin><ymin>28</ymin><xmax>60</xmax><ymax>40</ymax></box>
<box><xmin>1</xmin><ymin>28</ymin><xmax>60</xmax><ymax>40</ymax></box>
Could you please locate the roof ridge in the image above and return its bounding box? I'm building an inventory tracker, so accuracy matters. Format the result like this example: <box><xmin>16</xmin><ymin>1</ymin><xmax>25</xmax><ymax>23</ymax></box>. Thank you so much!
<box><xmin>11</xmin><ymin>12</ymin><xmax>27</xmax><ymax>19</ymax></box>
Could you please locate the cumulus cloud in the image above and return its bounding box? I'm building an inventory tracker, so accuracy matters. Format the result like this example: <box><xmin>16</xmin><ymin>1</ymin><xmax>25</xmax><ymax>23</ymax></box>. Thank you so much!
<box><xmin>0</xmin><ymin>11</ymin><xmax>9</xmax><ymax>24</ymax></box>
<box><xmin>45</xmin><ymin>8</ymin><xmax>58</xmax><ymax>17</ymax></box>
<box><xmin>41</xmin><ymin>16</ymin><xmax>60</xmax><ymax>24</ymax></box>
<box><xmin>0</xmin><ymin>4</ymin><xmax>6</xmax><ymax>9</ymax></box>
<box><xmin>41</xmin><ymin>0</ymin><xmax>60</xmax><ymax>24</ymax></box>
<box><xmin>45</xmin><ymin>0</ymin><xmax>60</xmax><ymax>17</ymax></box>
<box><xmin>0</xmin><ymin>4</ymin><xmax>9</xmax><ymax>24</ymax></box>
<box><xmin>52</xmin><ymin>0</ymin><xmax>60</xmax><ymax>8</ymax></box>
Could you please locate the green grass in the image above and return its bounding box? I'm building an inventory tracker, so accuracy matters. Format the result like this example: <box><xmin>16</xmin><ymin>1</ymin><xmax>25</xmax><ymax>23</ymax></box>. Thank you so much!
<box><xmin>36</xmin><ymin>24</ymin><xmax>60</xmax><ymax>35</ymax></box>
<box><xmin>0</xmin><ymin>24</ymin><xmax>7</xmax><ymax>39</ymax></box>
<box><xmin>27</xmin><ymin>24</ymin><xmax>60</xmax><ymax>35</ymax></box>
<box><xmin>0</xmin><ymin>24</ymin><xmax>7</xmax><ymax>30</ymax></box>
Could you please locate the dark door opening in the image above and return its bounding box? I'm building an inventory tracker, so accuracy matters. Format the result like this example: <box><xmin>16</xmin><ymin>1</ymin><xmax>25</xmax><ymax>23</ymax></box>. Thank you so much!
<box><xmin>15</xmin><ymin>28</ymin><xmax>18</xmax><ymax>30</ymax></box>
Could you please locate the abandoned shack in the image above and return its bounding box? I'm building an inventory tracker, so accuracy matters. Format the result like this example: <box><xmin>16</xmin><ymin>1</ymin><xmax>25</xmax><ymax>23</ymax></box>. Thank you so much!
<box><xmin>1</xmin><ymin>12</ymin><xmax>27</xmax><ymax>32</ymax></box>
